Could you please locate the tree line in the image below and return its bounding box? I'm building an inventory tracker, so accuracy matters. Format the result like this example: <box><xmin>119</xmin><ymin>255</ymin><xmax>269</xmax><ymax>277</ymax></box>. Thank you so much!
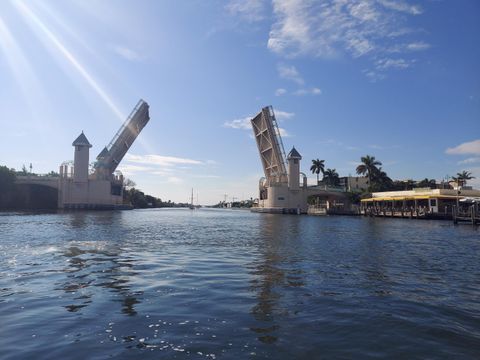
<box><xmin>310</xmin><ymin>155</ymin><xmax>475</xmax><ymax>193</ymax></box>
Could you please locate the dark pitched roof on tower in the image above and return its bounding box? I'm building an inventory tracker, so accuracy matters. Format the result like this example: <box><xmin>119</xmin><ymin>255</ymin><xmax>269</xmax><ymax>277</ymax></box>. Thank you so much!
<box><xmin>72</xmin><ymin>131</ymin><xmax>92</xmax><ymax>147</ymax></box>
<box><xmin>96</xmin><ymin>146</ymin><xmax>110</xmax><ymax>160</ymax></box>
<box><xmin>287</xmin><ymin>146</ymin><xmax>302</xmax><ymax>159</ymax></box>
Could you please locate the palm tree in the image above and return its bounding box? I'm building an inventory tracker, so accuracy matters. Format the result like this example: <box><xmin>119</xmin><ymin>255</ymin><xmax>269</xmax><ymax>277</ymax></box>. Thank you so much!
<box><xmin>323</xmin><ymin>168</ymin><xmax>339</xmax><ymax>186</ymax></box>
<box><xmin>417</xmin><ymin>178</ymin><xmax>436</xmax><ymax>189</ymax></box>
<box><xmin>356</xmin><ymin>155</ymin><xmax>382</xmax><ymax>186</ymax></box>
<box><xmin>310</xmin><ymin>159</ymin><xmax>325</xmax><ymax>184</ymax></box>
<box><xmin>454</xmin><ymin>170</ymin><xmax>475</xmax><ymax>187</ymax></box>
<box><xmin>370</xmin><ymin>167</ymin><xmax>393</xmax><ymax>191</ymax></box>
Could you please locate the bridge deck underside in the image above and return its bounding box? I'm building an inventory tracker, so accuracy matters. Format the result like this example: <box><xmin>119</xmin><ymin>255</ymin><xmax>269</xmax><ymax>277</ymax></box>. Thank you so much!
<box><xmin>251</xmin><ymin>108</ymin><xmax>287</xmax><ymax>182</ymax></box>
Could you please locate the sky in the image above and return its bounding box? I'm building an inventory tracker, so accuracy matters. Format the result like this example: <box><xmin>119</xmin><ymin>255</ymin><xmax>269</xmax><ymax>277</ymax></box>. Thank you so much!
<box><xmin>0</xmin><ymin>0</ymin><xmax>479</xmax><ymax>204</ymax></box>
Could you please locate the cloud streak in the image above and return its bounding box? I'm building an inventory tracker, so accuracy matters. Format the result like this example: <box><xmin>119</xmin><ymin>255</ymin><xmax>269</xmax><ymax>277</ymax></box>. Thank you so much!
<box><xmin>225</xmin><ymin>0</ymin><xmax>268</xmax><ymax>22</ymax></box>
<box><xmin>277</xmin><ymin>63</ymin><xmax>304</xmax><ymax>85</ymax></box>
<box><xmin>293</xmin><ymin>87</ymin><xmax>321</xmax><ymax>96</ymax></box>
<box><xmin>446</xmin><ymin>139</ymin><xmax>480</xmax><ymax>155</ymax></box>
<box><xmin>224</xmin><ymin>109</ymin><xmax>295</xmax><ymax>129</ymax></box>
<box><xmin>224</xmin><ymin>109</ymin><xmax>294</xmax><ymax>138</ymax></box>
<box><xmin>125</xmin><ymin>153</ymin><xmax>204</xmax><ymax>166</ymax></box>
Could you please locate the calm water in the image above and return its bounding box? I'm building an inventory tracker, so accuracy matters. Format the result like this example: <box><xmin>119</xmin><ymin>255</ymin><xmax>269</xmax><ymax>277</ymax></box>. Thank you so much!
<box><xmin>1</xmin><ymin>209</ymin><xmax>479</xmax><ymax>359</ymax></box>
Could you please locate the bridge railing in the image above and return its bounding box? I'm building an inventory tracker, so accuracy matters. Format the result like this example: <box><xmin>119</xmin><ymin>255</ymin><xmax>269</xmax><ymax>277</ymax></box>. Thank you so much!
<box><xmin>16</xmin><ymin>174</ymin><xmax>60</xmax><ymax>180</ymax></box>
<box><xmin>308</xmin><ymin>184</ymin><xmax>346</xmax><ymax>192</ymax></box>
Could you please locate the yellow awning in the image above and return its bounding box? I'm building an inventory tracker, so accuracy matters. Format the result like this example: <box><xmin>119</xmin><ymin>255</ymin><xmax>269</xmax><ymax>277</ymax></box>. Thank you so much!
<box><xmin>361</xmin><ymin>194</ymin><xmax>462</xmax><ymax>202</ymax></box>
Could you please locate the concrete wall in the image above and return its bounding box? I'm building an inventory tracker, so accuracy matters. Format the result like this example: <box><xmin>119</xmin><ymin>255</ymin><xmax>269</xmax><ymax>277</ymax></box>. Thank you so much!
<box><xmin>58</xmin><ymin>178</ymin><xmax>123</xmax><ymax>208</ymax></box>
<box><xmin>257</xmin><ymin>183</ymin><xmax>308</xmax><ymax>213</ymax></box>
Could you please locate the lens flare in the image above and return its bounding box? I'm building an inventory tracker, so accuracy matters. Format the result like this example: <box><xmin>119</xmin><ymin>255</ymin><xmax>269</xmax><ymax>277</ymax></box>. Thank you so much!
<box><xmin>0</xmin><ymin>11</ymin><xmax>54</xmax><ymax>138</ymax></box>
<box><xmin>12</xmin><ymin>0</ymin><xmax>125</xmax><ymax>122</ymax></box>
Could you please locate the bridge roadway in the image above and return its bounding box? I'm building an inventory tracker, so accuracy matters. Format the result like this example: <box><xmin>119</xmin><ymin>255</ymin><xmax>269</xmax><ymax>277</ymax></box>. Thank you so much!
<box><xmin>15</xmin><ymin>176</ymin><xmax>59</xmax><ymax>189</ymax></box>
<box><xmin>306</xmin><ymin>185</ymin><xmax>347</xmax><ymax>198</ymax></box>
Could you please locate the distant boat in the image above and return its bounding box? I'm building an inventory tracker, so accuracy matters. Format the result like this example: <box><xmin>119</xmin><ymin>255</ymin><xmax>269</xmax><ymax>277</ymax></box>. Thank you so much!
<box><xmin>189</xmin><ymin>188</ymin><xmax>195</xmax><ymax>210</ymax></box>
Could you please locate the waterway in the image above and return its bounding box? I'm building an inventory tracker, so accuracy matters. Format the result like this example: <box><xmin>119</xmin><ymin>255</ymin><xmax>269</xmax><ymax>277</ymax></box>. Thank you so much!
<box><xmin>0</xmin><ymin>209</ymin><xmax>479</xmax><ymax>359</ymax></box>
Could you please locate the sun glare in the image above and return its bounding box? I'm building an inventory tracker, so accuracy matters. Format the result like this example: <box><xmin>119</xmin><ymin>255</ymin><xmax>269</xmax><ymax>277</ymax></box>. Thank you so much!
<box><xmin>12</xmin><ymin>0</ymin><xmax>126</xmax><ymax>122</ymax></box>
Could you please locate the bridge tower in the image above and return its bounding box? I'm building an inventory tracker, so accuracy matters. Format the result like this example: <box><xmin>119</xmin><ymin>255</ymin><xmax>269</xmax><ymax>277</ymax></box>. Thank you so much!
<box><xmin>72</xmin><ymin>132</ymin><xmax>92</xmax><ymax>183</ymax></box>
<box><xmin>287</xmin><ymin>146</ymin><xmax>302</xmax><ymax>191</ymax></box>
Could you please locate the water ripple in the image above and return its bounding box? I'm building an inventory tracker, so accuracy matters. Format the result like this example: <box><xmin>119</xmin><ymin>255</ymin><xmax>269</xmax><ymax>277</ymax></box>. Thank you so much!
<box><xmin>0</xmin><ymin>209</ymin><xmax>479</xmax><ymax>359</ymax></box>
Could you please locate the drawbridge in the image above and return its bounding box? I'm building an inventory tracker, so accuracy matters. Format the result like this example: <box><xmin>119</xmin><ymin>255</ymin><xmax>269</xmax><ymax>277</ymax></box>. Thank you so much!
<box><xmin>250</xmin><ymin>106</ymin><xmax>347</xmax><ymax>213</ymax></box>
<box><xmin>251</xmin><ymin>106</ymin><xmax>288</xmax><ymax>186</ymax></box>
<box><xmin>94</xmin><ymin>99</ymin><xmax>150</xmax><ymax>180</ymax></box>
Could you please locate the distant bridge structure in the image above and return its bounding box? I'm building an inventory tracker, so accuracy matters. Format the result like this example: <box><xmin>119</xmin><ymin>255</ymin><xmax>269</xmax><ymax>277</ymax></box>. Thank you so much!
<box><xmin>14</xmin><ymin>99</ymin><xmax>150</xmax><ymax>210</ymax></box>
<box><xmin>251</xmin><ymin>106</ymin><xmax>347</xmax><ymax>214</ymax></box>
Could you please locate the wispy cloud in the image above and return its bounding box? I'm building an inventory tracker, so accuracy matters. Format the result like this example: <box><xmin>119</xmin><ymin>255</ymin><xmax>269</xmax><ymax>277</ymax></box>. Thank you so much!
<box><xmin>277</xmin><ymin>63</ymin><xmax>321</xmax><ymax>94</ymax></box>
<box><xmin>406</xmin><ymin>41</ymin><xmax>431</xmax><ymax>51</ymax></box>
<box><xmin>275</xmin><ymin>110</ymin><xmax>295</xmax><ymax>120</ymax></box>
<box><xmin>111</xmin><ymin>45</ymin><xmax>143</xmax><ymax>61</ymax></box>
<box><xmin>446</xmin><ymin>139</ymin><xmax>480</xmax><ymax>155</ymax></box>
<box><xmin>263</xmin><ymin>0</ymin><xmax>428</xmax><ymax>80</ymax></box>
<box><xmin>224</xmin><ymin>109</ymin><xmax>294</xmax><ymax>138</ymax></box>
<box><xmin>224</xmin><ymin>109</ymin><xmax>294</xmax><ymax>129</ymax></box>
<box><xmin>293</xmin><ymin>87</ymin><xmax>322</xmax><ymax>96</ymax></box>
<box><xmin>377</xmin><ymin>0</ymin><xmax>423</xmax><ymax>15</ymax></box>
<box><xmin>278</xmin><ymin>127</ymin><xmax>291</xmax><ymax>137</ymax></box>
<box><xmin>119</xmin><ymin>153</ymin><xmax>209</xmax><ymax>181</ymax></box>
<box><xmin>124</xmin><ymin>153</ymin><xmax>204</xmax><ymax>166</ymax></box>
<box><xmin>225</xmin><ymin>0</ymin><xmax>268</xmax><ymax>22</ymax></box>
<box><xmin>224</xmin><ymin>116</ymin><xmax>251</xmax><ymax>130</ymax></box>
<box><xmin>277</xmin><ymin>63</ymin><xmax>304</xmax><ymax>85</ymax></box>
<box><xmin>458</xmin><ymin>157</ymin><xmax>480</xmax><ymax>165</ymax></box>
<box><xmin>375</xmin><ymin>57</ymin><xmax>413</xmax><ymax>70</ymax></box>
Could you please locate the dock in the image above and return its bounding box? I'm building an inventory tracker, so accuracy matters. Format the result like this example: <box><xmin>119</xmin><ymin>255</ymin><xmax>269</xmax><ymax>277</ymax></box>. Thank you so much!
<box><xmin>453</xmin><ymin>204</ymin><xmax>480</xmax><ymax>225</ymax></box>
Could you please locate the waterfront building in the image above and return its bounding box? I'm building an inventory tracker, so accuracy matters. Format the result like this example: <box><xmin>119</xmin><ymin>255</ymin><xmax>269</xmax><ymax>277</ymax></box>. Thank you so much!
<box><xmin>339</xmin><ymin>176</ymin><xmax>369</xmax><ymax>192</ymax></box>
<box><xmin>360</xmin><ymin>187</ymin><xmax>480</xmax><ymax>218</ymax></box>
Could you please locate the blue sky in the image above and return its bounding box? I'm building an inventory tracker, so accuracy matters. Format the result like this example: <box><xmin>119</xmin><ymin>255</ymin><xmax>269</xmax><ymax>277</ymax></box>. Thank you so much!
<box><xmin>0</xmin><ymin>0</ymin><xmax>479</xmax><ymax>204</ymax></box>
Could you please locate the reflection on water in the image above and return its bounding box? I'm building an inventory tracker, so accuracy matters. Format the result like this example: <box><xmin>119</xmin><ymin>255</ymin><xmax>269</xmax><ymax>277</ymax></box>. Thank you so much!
<box><xmin>358</xmin><ymin>221</ymin><xmax>391</xmax><ymax>296</ymax></box>
<box><xmin>60</xmin><ymin>243</ymin><xmax>141</xmax><ymax>316</ymax></box>
<box><xmin>249</xmin><ymin>215</ymin><xmax>306</xmax><ymax>344</ymax></box>
<box><xmin>0</xmin><ymin>209</ymin><xmax>479</xmax><ymax>359</ymax></box>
